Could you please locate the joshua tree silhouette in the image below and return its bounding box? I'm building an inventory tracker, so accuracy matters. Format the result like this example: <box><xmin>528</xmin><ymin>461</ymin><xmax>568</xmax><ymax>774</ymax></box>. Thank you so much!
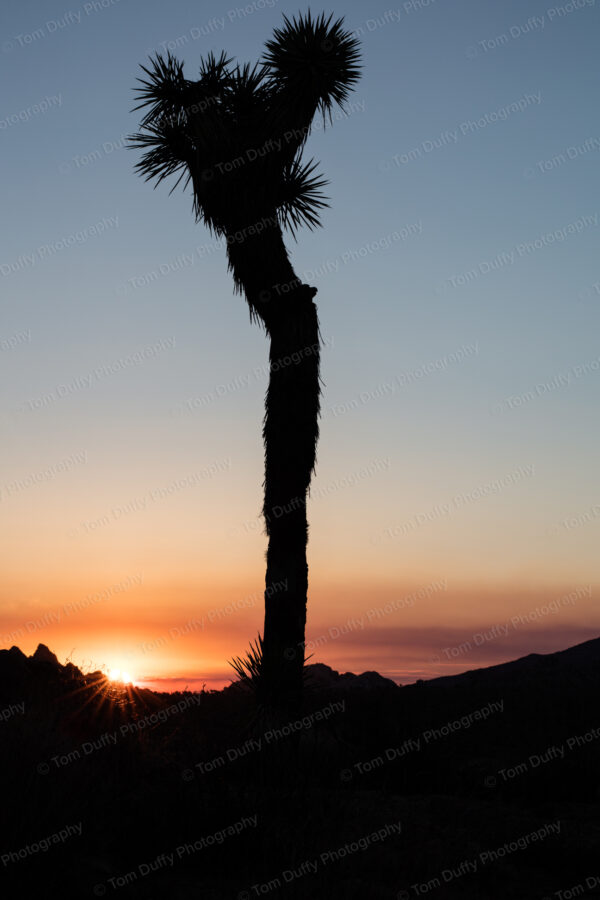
<box><xmin>130</xmin><ymin>12</ymin><xmax>361</xmax><ymax>705</ymax></box>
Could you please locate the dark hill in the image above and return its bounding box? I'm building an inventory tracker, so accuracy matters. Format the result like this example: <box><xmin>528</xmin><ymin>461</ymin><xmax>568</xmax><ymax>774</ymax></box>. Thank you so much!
<box><xmin>0</xmin><ymin>638</ymin><xmax>598</xmax><ymax>900</ymax></box>
<box><xmin>425</xmin><ymin>634</ymin><xmax>600</xmax><ymax>687</ymax></box>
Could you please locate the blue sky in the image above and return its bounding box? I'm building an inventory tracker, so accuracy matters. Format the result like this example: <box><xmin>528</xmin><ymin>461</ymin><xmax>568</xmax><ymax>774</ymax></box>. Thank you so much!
<box><xmin>1</xmin><ymin>0</ymin><xmax>598</xmax><ymax>683</ymax></box>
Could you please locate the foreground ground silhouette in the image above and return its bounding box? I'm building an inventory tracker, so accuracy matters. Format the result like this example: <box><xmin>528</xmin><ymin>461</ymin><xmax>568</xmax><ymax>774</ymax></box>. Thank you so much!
<box><xmin>1</xmin><ymin>639</ymin><xmax>599</xmax><ymax>898</ymax></box>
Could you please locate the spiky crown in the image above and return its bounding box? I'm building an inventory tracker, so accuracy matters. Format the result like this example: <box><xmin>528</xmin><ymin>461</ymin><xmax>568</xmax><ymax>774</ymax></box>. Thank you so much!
<box><xmin>129</xmin><ymin>12</ymin><xmax>361</xmax><ymax>239</ymax></box>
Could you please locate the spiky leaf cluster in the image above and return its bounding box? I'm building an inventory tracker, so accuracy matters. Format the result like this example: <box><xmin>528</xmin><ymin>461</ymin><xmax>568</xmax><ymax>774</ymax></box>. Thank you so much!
<box><xmin>129</xmin><ymin>13</ymin><xmax>361</xmax><ymax>240</ymax></box>
<box><xmin>263</xmin><ymin>11</ymin><xmax>361</xmax><ymax>124</ymax></box>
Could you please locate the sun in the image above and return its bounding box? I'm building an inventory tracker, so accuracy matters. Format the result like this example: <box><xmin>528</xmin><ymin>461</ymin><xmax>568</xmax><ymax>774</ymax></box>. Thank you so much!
<box><xmin>109</xmin><ymin>668</ymin><xmax>134</xmax><ymax>684</ymax></box>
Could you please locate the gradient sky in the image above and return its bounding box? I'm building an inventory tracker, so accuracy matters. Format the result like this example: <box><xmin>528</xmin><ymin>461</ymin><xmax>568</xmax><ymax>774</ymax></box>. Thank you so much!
<box><xmin>1</xmin><ymin>0</ymin><xmax>598</xmax><ymax>689</ymax></box>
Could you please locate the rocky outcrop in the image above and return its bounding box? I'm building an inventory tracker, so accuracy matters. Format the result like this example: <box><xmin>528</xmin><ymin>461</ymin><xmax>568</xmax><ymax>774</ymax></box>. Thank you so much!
<box><xmin>31</xmin><ymin>643</ymin><xmax>60</xmax><ymax>666</ymax></box>
<box><xmin>304</xmin><ymin>662</ymin><xmax>398</xmax><ymax>692</ymax></box>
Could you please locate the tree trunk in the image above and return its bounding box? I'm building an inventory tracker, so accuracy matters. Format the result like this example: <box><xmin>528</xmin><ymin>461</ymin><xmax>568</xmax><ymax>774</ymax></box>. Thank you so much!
<box><xmin>226</xmin><ymin>219</ymin><xmax>321</xmax><ymax>706</ymax></box>
<box><xmin>262</xmin><ymin>284</ymin><xmax>320</xmax><ymax>705</ymax></box>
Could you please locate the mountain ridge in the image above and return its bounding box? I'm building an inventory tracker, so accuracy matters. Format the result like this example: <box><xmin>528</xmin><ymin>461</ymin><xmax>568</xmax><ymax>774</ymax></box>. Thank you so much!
<box><xmin>1</xmin><ymin>634</ymin><xmax>599</xmax><ymax>696</ymax></box>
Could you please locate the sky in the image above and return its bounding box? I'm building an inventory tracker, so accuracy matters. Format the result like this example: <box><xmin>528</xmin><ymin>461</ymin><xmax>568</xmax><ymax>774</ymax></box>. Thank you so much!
<box><xmin>1</xmin><ymin>0</ymin><xmax>598</xmax><ymax>690</ymax></box>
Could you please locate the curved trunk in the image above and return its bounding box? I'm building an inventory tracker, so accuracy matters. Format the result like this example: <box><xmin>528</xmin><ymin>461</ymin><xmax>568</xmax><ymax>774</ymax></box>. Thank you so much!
<box><xmin>227</xmin><ymin>219</ymin><xmax>321</xmax><ymax>705</ymax></box>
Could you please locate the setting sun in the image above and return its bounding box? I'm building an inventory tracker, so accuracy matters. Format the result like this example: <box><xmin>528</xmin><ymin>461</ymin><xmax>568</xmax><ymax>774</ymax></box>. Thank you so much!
<box><xmin>109</xmin><ymin>668</ymin><xmax>134</xmax><ymax>684</ymax></box>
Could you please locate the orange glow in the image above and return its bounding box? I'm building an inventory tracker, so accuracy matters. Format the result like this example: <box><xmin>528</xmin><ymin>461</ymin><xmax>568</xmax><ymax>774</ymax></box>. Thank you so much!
<box><xmin>109</xmin><ymin>669</ymin><xmax>133</xmax><ymax>684</ymax></box>
<box><xmin>0</xmin><ymin>570</ymin><xmax>596</xmax><ymax>690</ymax></box>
